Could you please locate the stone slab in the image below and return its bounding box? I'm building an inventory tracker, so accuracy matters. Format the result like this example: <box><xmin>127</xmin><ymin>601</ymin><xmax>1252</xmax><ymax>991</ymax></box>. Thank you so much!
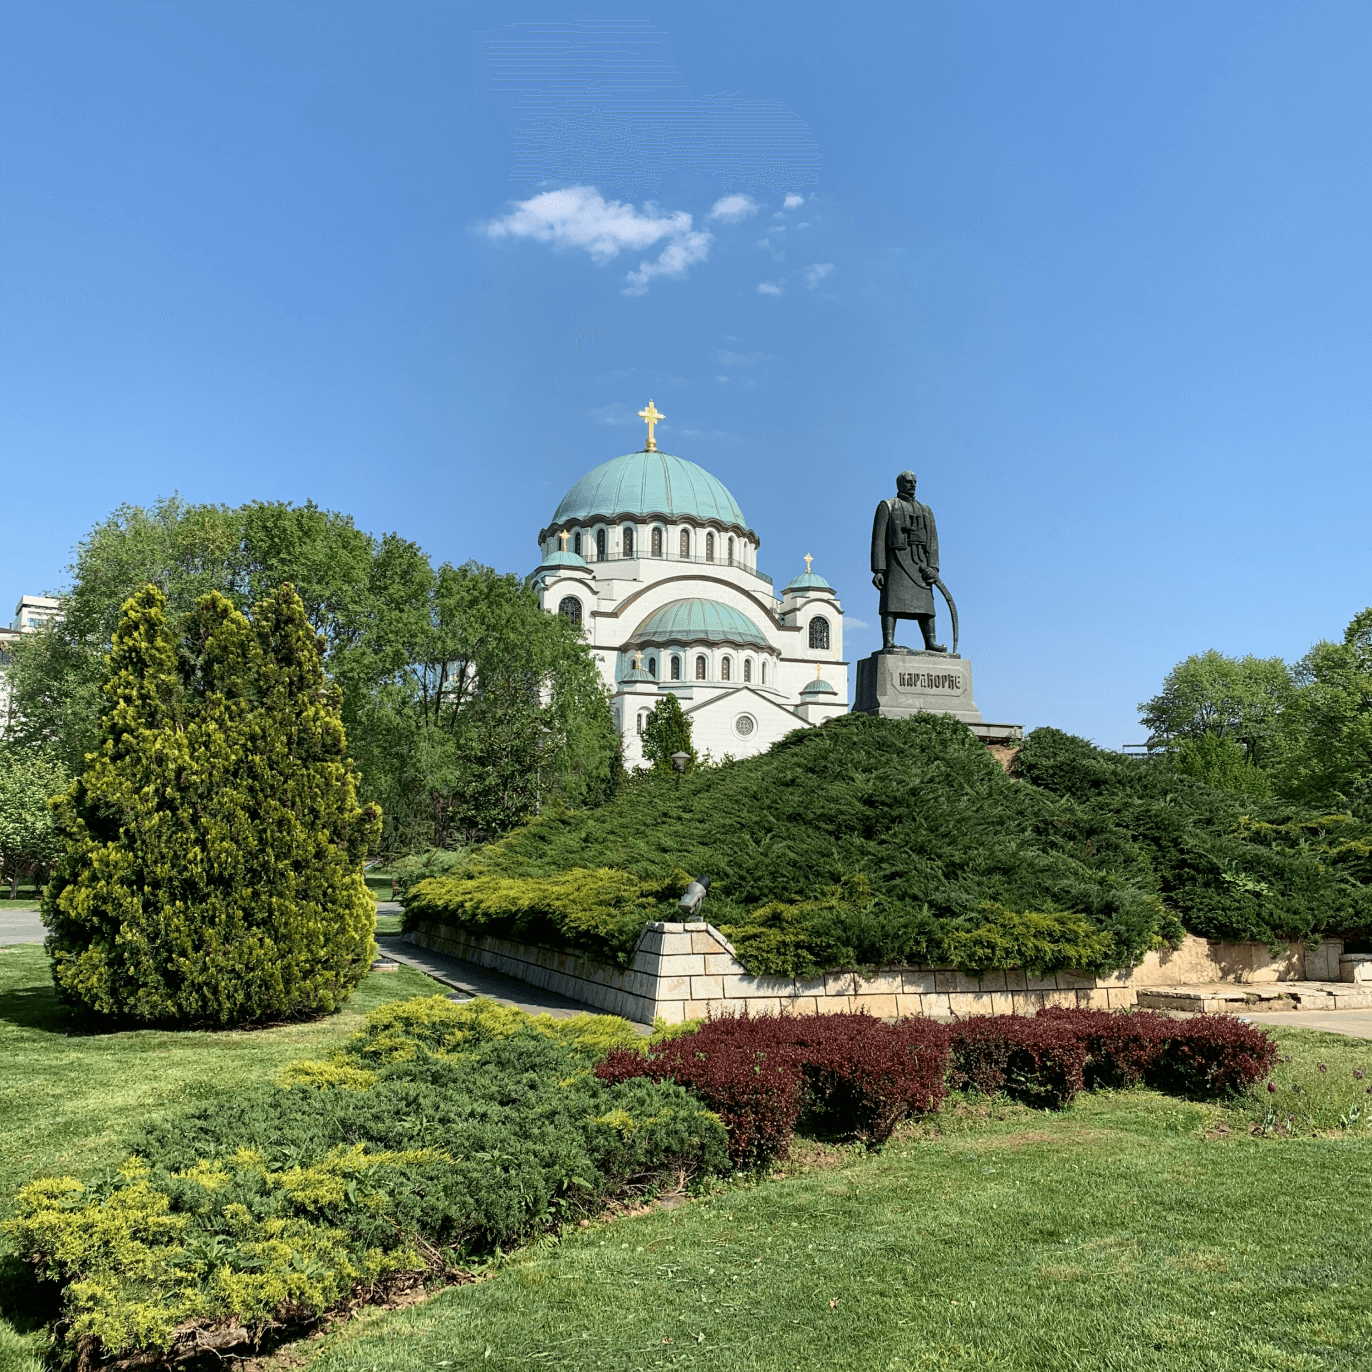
<box><xmin>853</xmin><ymin>649</ymin><xmax>984</xmax><ymax>723</ymax></box>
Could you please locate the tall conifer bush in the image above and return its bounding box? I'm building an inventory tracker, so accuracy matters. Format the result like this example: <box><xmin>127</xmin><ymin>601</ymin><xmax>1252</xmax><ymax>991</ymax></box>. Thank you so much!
<box><xmin>44</xmin><ymin>583</ymin><xmax>381</xmax><ymax>1025</ymax></box>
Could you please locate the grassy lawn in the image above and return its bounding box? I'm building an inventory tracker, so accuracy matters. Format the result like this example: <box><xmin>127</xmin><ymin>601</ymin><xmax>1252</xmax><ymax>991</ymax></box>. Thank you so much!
<box><xmin>0</xmin><ymin>942</ymin><xmax>449</xmax><ymax>1219</ymax></box>
<box><xmin>299</xmin><ymin>1026</ymin><xmax>1372</xmax><ymax>1372</ymax></box>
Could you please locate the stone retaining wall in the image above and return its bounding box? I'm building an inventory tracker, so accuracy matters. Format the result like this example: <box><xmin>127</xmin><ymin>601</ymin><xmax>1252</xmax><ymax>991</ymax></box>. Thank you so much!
<box><xmin>407</xmin><ymin>918</ymin><xmax>1346</xmax><ymax>1026</ymax></box>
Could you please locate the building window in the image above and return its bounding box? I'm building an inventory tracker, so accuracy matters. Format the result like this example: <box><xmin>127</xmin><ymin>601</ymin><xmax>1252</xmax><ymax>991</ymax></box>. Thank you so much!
<box><xmin>622</xmin><ymin>526</ymin><xmax>634</xmax><ymax>558</ymax></box>
<box><xmin>596</xmin><ymin>528</ymin><xmax>606</xmax><ymax>560</ymax></box>
<box><xmin>648</xmin><ymin>656</ymin><xmax>657</xmax><ymax>678</ymax></box>
<box><xmin>761</xmin><ymin>661</ymin><xmax>767</xmax><ymax>684</ymax></box>
<box><xmin>706</xmin><ymin>532</ymin><xmax>715</xmax><ymax>562</ymax></box>
<box><xmin>637</xmin><ymin>711</ymin><xmax>647</xmax><ymax>734</ymax></box>
<box><xmin>652</xmin><ymin>527</ymin><xmax>663</xmax><ymax>557</ymax></box>
<box><xmin>671</xmin><ymin>655</ymin><xmax>681</xmax><ymax>680</ymax></box>
<box><xmin>573</xmin><ymin>531</ymin><xmax>582</xmax><ymax>556</ymax></box>
<box><xmin>727</xmin><ymin>536</ymin><xmax>735</xmax><ymax>563</ymax></box>
<box><xmin>680</xmin><ymin>528</ymin><xmax>690</xmax><ymax>558</ymax></box>
<box><xmin>809</xmin><ymin>616</ymin><xmax>830</xmax><ymax>650</ymax></box>
<box><xmin>721</xmin><ymin>656</ymin><xmax>732</xmax><ymax>681</ymax></box>
<box><xmin>734</xmin><ymin>714</ymin><xmax>756</xmax><ymax>738</ymax></box>
<box><xmin>695</xmin><ymin>655</ymin><xmax>707</xmax><ymax>681</ymax></box>
<box><xmin>743</xmin><ymin>658</ymin><xmax>752</xmax><ymax>682</ymax></box>
<box><xmin>558</xmin><ymin>596</ymin><xmax>583</xmax><ymax>625</ymax></box>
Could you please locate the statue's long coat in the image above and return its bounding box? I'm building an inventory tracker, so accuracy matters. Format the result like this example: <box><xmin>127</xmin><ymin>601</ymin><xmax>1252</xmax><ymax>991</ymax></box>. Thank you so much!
<box><xmin>871</xmin><ymin>496</ymin><xmax>939</xmax><ymax>618</ymax></box>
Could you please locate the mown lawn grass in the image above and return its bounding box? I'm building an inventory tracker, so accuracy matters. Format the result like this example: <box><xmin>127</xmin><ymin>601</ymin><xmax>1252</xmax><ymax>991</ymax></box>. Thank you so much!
<box><xmin>303</xmin><ymin>1029</ymin><xmax>1372</xmax><ymax>1372</ymax></box>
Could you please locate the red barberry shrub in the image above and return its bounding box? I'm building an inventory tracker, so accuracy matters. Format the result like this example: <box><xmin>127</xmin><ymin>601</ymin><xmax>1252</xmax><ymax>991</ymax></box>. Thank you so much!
<box><xmin>1146</xmin><ymin>1015</ymin><xmax>1277</xmax><ymax>1096</ymax></box>
<box><xmin>596</xmin><ymin>1012</ymin><xmax>949</xmax><ymax>1168</ymax></box>
<box><xmin>1035</xmin><ymin>1006</ymin><xmax>1165</xmax><ymax>1089</ymax></box>
<box><xmin>947</xmin><ymin>1015</ymin><xmax>1088</xmax><ymax>1108</ymax></box>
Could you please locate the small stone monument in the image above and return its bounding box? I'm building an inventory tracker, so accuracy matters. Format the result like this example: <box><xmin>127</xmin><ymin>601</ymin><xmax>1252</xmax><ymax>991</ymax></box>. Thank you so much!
<box><xmin>852</xmin><ymin>470</ymin><xmax>1021</xmax><ymax>744</ymax></box>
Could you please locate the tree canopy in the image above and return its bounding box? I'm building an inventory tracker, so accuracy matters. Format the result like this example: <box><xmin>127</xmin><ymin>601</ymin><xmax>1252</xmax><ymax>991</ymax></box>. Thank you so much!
<box><xmin>6</xmin><ymin>496</ymin><xmax>619</xmax><ymax>851</ymax></box>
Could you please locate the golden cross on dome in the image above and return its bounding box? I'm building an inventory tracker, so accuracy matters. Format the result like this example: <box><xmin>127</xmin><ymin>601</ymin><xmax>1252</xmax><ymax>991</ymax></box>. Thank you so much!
<box><xmin>559</xmin><ymin>530</ymin><xmax>570</xmax><ymax>550</ymax></box>
<box><xmin>634</xmin><ymin>650</ymin><xmax>645</xmax><ymax>669</ymax></box>
<box><xmin>804</xmin><ymin>553</ymin><xmax>813</xmax><ymax>574</ymax></box>
<box><xmin>815</xmin><ymin>663</ymin><xmax>823</xmax><ymax>680</ymax></box>
<box><xmin>637</xmin><ymin>399</ymin><xmax>665</xmax><ymax>451</ymax></box>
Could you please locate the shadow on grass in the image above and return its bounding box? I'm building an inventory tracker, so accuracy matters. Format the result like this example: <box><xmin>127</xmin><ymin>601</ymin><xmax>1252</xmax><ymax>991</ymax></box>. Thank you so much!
<box><xmin>0</xmin><ymin>981</ymin><xmax>73</xmax><ymax>1036</ymax></box>
<box><xmin>0</xmin><ymin>1254</ymin><xmax>62</xmax><ymax>1335</ymax></box>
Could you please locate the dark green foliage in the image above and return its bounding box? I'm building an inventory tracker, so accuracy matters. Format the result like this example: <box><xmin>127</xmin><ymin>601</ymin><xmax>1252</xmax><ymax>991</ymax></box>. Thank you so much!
<box><xmin>640</xmin><ymin>693</ymin><xmax>697</xmax><ymax>772</ymax></box>
<box><xmin>44</xmin><ymin>583</ymin><xmax>381</xmax><ymax>1025</ymax></box>
<box><xmin>410</xmin><ymin>714</ymin><xmax>1172</xmax><ymax>973</ymax></box>
<box><xmin>1016</xmin><ymin>728</ymin><xmax>1372</xmax><ymax>945</ymax></box>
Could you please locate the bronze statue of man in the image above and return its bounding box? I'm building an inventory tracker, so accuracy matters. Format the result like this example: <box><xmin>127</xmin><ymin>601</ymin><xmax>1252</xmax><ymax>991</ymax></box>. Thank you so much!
<box><xmin>871</xmin><ymin>470</ymin><xmax>946</xmax><ymax>653</ymax></box>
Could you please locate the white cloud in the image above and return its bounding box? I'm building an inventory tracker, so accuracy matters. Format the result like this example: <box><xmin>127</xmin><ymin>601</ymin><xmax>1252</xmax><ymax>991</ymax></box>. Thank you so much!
<box><xmin>484</xmin><ymin>184</ymin><xmax>714</xmax><ymax>294</ymax></box>
<box><xmin>716</xmin><ymin>375</ymin><xmax>729</xmax><ymax>383</ymax></box>
<box><xmin>756</xmin><ymin>281</ymin><xmax>784</xmax><ymax>296</ymax></box>
<box><xmin>707</xmin><ymin>194</ymin><xmax>759</xmax><ymax>224</ymax></box>
<box><xmin>845</xmin><ymin>617</ymin><xmax>869</xmax><ymax>629</ymax></box>
<box><xmin>805</xmin><ymin>262</ymin><xmax>835</xmax><ymax>288</ymax></box>
<box><xmin>715</xmin><ymin>349</ymin><xmax>774</xmax><ymax>366</ymax></box>
<box><xmin>485</xmin><ymin>186</ymin><xmax>690</xmax><ymax>262</ymax></box>
<box><xmin>623</xmin><ymin>230</ymin><xmax>713</xmax><ymax>295</ymax></box>
<box><xmin>783</xmin><ymin>193</ymin><xmax>805</xmax><ymax>209</ymax></box>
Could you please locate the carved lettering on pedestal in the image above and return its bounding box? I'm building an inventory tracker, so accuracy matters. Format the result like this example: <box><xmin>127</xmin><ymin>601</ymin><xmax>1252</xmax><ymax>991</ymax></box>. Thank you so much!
<box><xmin>894</xmin><ymin>670</ymin><xmax>963</xmax><ymax>692</ymax></box>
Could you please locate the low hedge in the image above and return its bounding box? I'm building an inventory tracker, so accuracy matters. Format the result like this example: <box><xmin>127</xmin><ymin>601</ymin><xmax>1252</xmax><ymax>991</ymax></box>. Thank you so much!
<box><xmin>948</xmin><ymin>1007</ymin><xmax>1278</xmax><ymax>1107</ymax></box>
<box><xmin>6</xmin><ymin>997</ymin><xmax>726</xmax><ymax>1369</ymax></box>
<box><xmin>597</xmin><ymin>1012</ymin><xmax>951</xmax><ymax>1168</ymax></box>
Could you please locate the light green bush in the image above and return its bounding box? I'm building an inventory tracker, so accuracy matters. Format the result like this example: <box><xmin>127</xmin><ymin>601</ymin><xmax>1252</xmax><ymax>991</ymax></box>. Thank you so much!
<box><xmin>43</xmin><ymin>584</ymin><xmax>380</xmax><ymax>1026</ymax></box>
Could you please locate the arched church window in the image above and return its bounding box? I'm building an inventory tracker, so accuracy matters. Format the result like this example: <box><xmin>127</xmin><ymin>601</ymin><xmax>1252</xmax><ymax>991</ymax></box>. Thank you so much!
<box><xmin>671</xmin><ymin>655</ymin><xmax>681</xmax><ymax>681</ymax></box>
<box><xmin>695</xmin><ymin>655</ymin><xmax>707</xmax><ymax>680</ymax></box>
<box><xmin>622</xmin><ymin>527</ymin><xmax>634</xmax><ymax>558</ymax></box>
<box><xmin>728</xmin><ymin>536</ymin><xmax>735</xmax><ymax>564</ymax></box>
<box><xmin>721</xmin><ymin>656</ymin><xmax>732</xmax><ymax>681</ymax></box>
<box><xmin>809</xmin><ymin>616</ymin><xmax>830</xmax><ymax>651</ymax></box>
<box><xmin>596</xmin><ymin>529</ymin><xmax>606</xmax><ymax>560</ymax></box>
<box><xmin>637</xmin><ymin>711</ymin><xmax>647</xmax><ymax>734</ymax></box>
<box><xmin>558</xmin><ymin>596</ymin><xmax>583</xmax><ymax>626</ymax></box>
<box><xmin>648</xmin><ymin>657</ymin><xmax>657</xmax><ymax>678</ymax></box>
<box><xmin>743</xmin><ymin>658</ymin><xmax>752</xmax><ymax>683</ymax></box>
<box><xmin>706</xmin><ymin>533</ymin><xmax>715</xmax><ymax>562</ymax></box>
<box><xmin>680</xmin><ymin>529</ymin><xmax>690</xmax><ymax>558</ymax></box>
<box><xmin>652</xmin><ymin>527</ymin><xmax>663</xmax><ymax>557</ymax></box>
<box><xmin>573</xmin><ymin>532</ymin><xmax>582</xmax><ymax>556</ymax></box>
<box><xmin>761</xmin><ymin>661</ymin><xmax>767</xmax><ymax>685</ymax></box>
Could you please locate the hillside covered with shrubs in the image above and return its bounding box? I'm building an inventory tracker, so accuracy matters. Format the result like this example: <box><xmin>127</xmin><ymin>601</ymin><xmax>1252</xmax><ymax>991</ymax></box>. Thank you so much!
<box><xmin>404</xmin><ymin>714</ymin><xmax>1372</xmax><ymax>977</ymax></box>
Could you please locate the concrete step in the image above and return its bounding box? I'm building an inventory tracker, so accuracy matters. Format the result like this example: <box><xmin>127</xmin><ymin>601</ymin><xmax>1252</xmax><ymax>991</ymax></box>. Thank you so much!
<box><xmin>1136</xmin><ymin>981</ymin><xmax>1372</xmax><ymax>1014</ymax></box>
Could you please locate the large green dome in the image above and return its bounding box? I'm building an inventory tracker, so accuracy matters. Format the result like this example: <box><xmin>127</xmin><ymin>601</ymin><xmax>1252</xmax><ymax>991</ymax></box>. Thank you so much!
<box><xmin>630</xmin><ymin>598</ymin><xmax>768</xmax><ymax>649</ymax></box>
<box><xmin>551</xmin><ymin>450</ymin><xmax>748</xmax><ymax>530</ymax></box>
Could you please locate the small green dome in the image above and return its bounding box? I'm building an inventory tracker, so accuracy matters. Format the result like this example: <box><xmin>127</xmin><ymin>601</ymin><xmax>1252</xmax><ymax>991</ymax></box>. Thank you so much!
<box><xmin>631</xmin><ymin>598</ymin><xmax>768</xmax><ymax>649</ymax></box>
<box><xmin>539</xmin><ymin>550</ymin><xmax>588</xmax><ymax>570</ymax></box>
<box><xmin>784</xmin><ymin>565</ymin><xmax>833</xmax><ymax>594</ymax></box>
<box><xmin>801</xmin><ymin>675</ymin><xmax>837</xmax><ymax>696</ymax></box>
<box><xmin>551</xmin><ymin>451</ymin><xmax>748</xmax><ymax>530</ymax></box>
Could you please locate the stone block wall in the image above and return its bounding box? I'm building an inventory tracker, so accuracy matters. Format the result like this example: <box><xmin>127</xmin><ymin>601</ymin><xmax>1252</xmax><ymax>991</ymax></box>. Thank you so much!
<box><xmin>406</xmin><ymin>918</ymin><xmax>1344</xmax><ymax>1026</ymax></box>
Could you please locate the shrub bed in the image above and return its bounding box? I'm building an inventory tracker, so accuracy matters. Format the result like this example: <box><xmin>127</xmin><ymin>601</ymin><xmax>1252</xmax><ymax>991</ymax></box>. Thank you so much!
<box><xmin>597</xmin><ymin>1012</ymin><xmax>951</xmax><ymax>1168</ymax></box>
<box><xmin>948</xmin><ymin>1007</ymin><xmax>1278</xmax><ymax>1107</ymax></box>
<box><xmin>6</xmin><ymin>996</ymin><xmax>726</xmax><ymax>1369</ymax></box>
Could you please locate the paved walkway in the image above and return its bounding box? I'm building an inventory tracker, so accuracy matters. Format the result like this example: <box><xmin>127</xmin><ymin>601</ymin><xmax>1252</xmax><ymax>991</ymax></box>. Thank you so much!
<box><xmin>1243</xmin><ymin>1009</ymin><xmax>1372</xmax><ymax>1040</ymax></box>
<box><xmin>0</xmin><ymin>910</ymin><xmax>45</xmax><ymax>945</ymax></box>
<box><xmin>373</xmin><ymin>904</ymin><xmax>639</xmax><ymax>1024</ymax></box>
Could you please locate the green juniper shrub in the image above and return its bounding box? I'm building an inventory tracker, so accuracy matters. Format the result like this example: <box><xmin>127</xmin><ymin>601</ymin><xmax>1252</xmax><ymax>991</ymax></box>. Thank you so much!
<box><xmin>42</xmin><ymin>583</ymin><xmax>380</xmax><ymax>1026</ymax></box>
<box><xmin>1015</xmin><ymin>728</ymin><xmax>1372</xmax><ymax>946</ymax></box>
<box><xmin>389</xmin><ymin>846</ymin><xmax>467</xmax><ymax>900</ymax></box>
<box><xmin>407</xmin><ymin>714</ymin><xmax>1177</xmax><ymax>976</ymax></box>
<box><xmin>6</xmin><ymin>996</ymin><xmax>726</xmax><ymax>1368</ymax></box>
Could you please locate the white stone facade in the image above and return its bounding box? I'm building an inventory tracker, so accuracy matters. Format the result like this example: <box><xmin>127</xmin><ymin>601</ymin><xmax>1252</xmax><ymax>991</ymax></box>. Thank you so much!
<box><xmin>530</xmin><ymin>444</ymin><xmax>849</xmax><ymax>767</ymax></box>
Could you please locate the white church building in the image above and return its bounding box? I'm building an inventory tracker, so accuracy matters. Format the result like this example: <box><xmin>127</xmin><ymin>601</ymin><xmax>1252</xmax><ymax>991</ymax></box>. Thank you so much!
<box><xmin>531</xmin><ymin>402</ymin><xmax>848</xmax><ymax>767</ymax></box>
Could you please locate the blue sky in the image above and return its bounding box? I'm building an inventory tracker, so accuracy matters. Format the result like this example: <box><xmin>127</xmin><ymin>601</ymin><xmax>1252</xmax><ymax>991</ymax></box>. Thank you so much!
<box><xmin>3</xmin><ymin>1</ymin><xmax>1370</xmax><ymax>745</ymax></box>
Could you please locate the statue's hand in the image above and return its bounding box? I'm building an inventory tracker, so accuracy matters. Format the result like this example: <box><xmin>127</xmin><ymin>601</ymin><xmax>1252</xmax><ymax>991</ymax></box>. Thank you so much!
<box><xmin>872</xmin><ymin>573</ymin><xmax>885</xmax><ymax>590</ymax></box>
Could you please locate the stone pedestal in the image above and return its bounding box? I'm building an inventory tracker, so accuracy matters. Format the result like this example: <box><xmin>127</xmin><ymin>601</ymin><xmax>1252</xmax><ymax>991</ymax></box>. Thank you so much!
<box><xmin>852</xmin><ymin>650</ymin><xmax>1021</xmax><ymax>743</ymax></box>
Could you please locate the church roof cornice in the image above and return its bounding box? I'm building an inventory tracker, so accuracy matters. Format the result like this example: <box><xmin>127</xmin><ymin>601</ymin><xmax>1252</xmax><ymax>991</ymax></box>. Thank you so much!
<box><xmin>538</xmin><ymin>511</ymin><xmax>758</xmax><ymax>546</ymax></box>
<box><xmin>590</xmin><ymin>572</ymin><xmax>784</xmax><ymax>632</ymax></box>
